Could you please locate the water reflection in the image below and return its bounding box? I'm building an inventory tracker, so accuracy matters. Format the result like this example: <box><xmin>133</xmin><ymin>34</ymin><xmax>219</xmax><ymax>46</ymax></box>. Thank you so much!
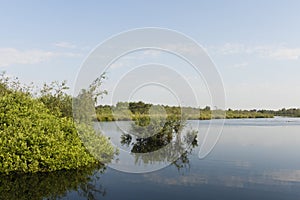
<box><xmin>2</xmin><ymin>118</ymin><xmax>300</xmax><ymax>199</ymax></box>
<box><xmin>120</xmin><ymin>116</ymin><xmax>198</xmax><ymax>172</ymax></box>
<box><xmin>266</xmin><ymin>170</ymin><xmax>300</xmax><ymax>182</ymax></box>
<box><xmin>0</xmin><ymin>164</ymin><xmax>106</xmax><ymax>200</ymax></box>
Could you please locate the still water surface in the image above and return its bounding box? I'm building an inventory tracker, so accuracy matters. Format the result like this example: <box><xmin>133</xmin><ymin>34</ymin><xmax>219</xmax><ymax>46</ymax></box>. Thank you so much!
<box><xmin>2</xmin><ymin>117</ymin><xmax>300</xmax><ymax>200</ymax></box>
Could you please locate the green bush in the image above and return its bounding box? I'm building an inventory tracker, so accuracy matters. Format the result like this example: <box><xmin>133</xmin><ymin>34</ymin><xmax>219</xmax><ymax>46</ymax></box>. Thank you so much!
<box><xmin>0</xmin><ymin>90</ymin><xmax>113</xmax><ymax>174</ymax></box>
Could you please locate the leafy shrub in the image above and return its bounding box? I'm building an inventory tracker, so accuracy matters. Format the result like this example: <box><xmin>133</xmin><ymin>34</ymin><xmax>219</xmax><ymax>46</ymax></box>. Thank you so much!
<box><xmin>0</xmin><ymin>91</ymin><xmax>97</xmax><ymax>173</ymax></box>
<box><xmin>0</xmin><ymin>73</ymin><xmax>115</xmax><ymax>174</ymax></box>
<box><xmin>38</xmin><ymin>81</ymin><xmax>72</xmax><ymax>118</ymax></box>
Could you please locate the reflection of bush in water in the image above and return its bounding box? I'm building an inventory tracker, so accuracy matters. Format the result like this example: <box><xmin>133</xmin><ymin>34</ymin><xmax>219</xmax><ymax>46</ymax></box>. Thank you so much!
<box><xmin>121</xmin><ymin>115</ymin><xmax>198</xmax><ymax>171</ymax></box>
<box><xmin>172</xmin><ymin>132</ymin><xmax>198</xmax><ymax>172</ymax></box>
<box><xmin>127</xmin><ymin>115</ymin><xmax>187</xmax><ymax>153</ymax></box>
<box><xmin>0</xmin><ymin>164</ymin><xmax>106</xmax><ymax>200</ymax></box>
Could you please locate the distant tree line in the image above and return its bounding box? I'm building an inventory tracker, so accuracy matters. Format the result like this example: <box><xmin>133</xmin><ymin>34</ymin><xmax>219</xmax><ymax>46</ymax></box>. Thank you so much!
<box><xmin>255</xmin><ymin>108</ymin><xmax>300</xmax><ymax>117</ymax></box>
<box><xmin>95</xmin><ymin>101</ymin><xmax>277</xmax><ymax>121</ymax></box>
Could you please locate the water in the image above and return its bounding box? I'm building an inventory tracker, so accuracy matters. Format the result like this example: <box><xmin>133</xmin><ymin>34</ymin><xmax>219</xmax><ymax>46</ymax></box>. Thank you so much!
<box><xmin>1</xmin><ymin>117</ymin><xmax>300</xmax><ymax>200</ymax></box>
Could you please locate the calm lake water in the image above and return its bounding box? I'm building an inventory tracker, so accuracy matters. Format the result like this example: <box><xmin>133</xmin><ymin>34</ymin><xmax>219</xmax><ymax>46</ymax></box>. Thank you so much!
<box><xmin>2</xmin><ymin>117</ymin><xmax>300</xmax><ymax>200</ymax></box>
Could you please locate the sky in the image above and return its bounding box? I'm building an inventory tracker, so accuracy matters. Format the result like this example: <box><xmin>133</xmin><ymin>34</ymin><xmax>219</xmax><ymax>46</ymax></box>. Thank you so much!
<box><xmin>1</xmin><ymin>0</ymin><xmax>300</xmax><ymax>109</ymax></box>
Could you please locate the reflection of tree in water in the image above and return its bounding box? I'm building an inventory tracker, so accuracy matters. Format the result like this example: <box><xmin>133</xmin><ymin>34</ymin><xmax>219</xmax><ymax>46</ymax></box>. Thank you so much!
<box><xmin>0</xmin><ymin>164</ymin><xmax>106</xmax><ymax>200</ymax></box>
<box><xmin>120</xmin><ymin>115</ymin><xmax>198</xmax><ymax>171</ymax></box>
<box><xmin>172</xmin><ymin>133</ymin><xmax>198</xmax><ymax>173</ymax></box>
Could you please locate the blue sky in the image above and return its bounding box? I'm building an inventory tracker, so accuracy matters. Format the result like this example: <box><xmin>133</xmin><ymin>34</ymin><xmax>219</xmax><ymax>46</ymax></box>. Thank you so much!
<box><xmin>1</xmin><ymin>0</ymin><xmax>300</xmax><ymax>109</ymax></box>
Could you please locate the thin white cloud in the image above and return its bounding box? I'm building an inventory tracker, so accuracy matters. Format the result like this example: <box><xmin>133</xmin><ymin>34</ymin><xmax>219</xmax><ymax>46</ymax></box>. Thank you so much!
<box><xmin>233</xmin><ymin>62</ymin><xmax>249</xmax><ymax>68</ymax></box>
<box><xmin>213</xmin><ymin>43</ymin><xmax>246</xmax><ymax>55</ymax></box>
<box><xmin>209</xmin><ymin>43</ymin><xmax>300</xmax><ymax>60</ymax></box>
<box><xmin>0</xmin><ymin>48</ymin><xmax>81</xmax><ymax>67</ymax></box>
<box><xmin>53</xmin><ymin>41</ymin><xmax>76</xmax><ymax>49</ymax></box>
<box><xmin>268</xmin><ymin>47</ymin><xmax>300</xmax><ymax>60</ymax></box>
<box><xmin>162</xmin><ymin>43</ymin><xmax>200</xmax><ymax>56</ymax></box>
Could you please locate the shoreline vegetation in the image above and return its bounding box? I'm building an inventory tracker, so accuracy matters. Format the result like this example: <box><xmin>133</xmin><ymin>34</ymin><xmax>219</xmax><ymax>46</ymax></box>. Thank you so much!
<box><xmin>0</xmin><ymin>73</ymin><xmax>115</xmax><ymax>174</ymax></box>
<box><xmin>96</xmin><ymin>101</ymin><xmax>299</xmax><ymax>122</ymax></box>
<box><xmin>0</xmin><ymin>72</ymin><xmax>299</xmax><ymax>174</ymax></box>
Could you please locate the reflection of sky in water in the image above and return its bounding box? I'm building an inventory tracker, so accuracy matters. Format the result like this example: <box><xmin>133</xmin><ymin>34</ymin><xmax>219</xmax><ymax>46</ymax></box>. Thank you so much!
<box><xmin>85</xmin><ymin>117</ymin><xmax>300</xmax><ymax>199</ymax></box>
<box><xmin>96</xmin><ymin>120</ymin><xmax>200</xmax><ymax>173</ymax></box>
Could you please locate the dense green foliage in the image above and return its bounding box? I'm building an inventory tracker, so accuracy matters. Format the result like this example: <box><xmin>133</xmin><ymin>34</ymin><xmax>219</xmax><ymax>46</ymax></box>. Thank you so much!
<box><xmin>129</xmin><ymin>101</ymin><xmax>151</xmax><ymax>114</ymax></box>
<box><xmin>0</xmin><ymin>91</ymin><xmax>96</xmax><ymax>173</ymax></box>
<box><xmin>0</xmin><ymin>73</ymin><xmax>115</xmax><ymax>174</ymax></box>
